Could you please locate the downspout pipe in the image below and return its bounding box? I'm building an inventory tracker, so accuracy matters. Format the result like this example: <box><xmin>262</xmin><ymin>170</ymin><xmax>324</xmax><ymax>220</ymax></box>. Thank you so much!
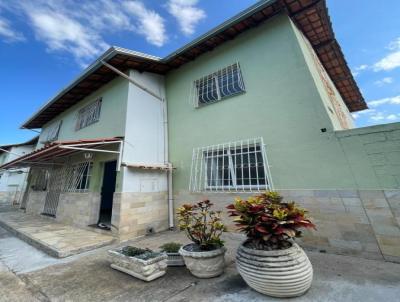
<box><xmin>163</xmin><ymin>97</ymin><xmax>174</xmax><ymax>229</ymax></box>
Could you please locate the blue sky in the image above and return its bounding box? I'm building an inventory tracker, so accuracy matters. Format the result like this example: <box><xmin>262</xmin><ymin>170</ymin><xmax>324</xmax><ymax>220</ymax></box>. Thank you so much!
<box><xmin>0</xmin><ymin>0</ymin><xmax>399</xmax><ymax>145</ymax></box>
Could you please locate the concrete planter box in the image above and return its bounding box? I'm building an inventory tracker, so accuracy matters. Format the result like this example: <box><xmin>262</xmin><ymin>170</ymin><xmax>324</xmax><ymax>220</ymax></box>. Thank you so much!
<box><xmin>166</xmin><ymin>252</ymin><xmax>185</xmax><ymax>266</ymax></box>
<box><xmin>108</xmin><ymin>248</ymin><xmax>168</xmax><ymax>282</ymax></box>
<box><xmin>179</xmin><ymin>244</ymin><xmax>226</xmax><ymax>278</ymax></box>
<box><xmin>236</xmin><ymin>242</ymin><xmax>313</xmax><ymax>298</ymax></box>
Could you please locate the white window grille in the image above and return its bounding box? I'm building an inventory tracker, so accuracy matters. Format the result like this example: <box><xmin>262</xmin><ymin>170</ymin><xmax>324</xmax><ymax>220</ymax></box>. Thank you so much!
<box><xmin>76</xmin><ymin>98</ymin><xmax>102</xmax><ymax>130</ymax></box>
<box><xmin>40</xmin><ymin>120</ymin><xmax>62</xmax><ymax>144</ymax></box>
<box><xmin>191</xmin><ymin>62</ymin><xmax>245</xmax><ymax>106</ymax></box>
<box><xmin>189</xmin><ymin>137</ymin><xmax>273</xmax><ymax>193</ymax></box>
<box><xmin>63</xmin><ymin>161</ymin><xmax>93</xmax><ymax>193</ymax></box>
<box><xmin>30</xmin><ymin>168</ymin><xmax>49</xmax><ymax>191</ymax></box>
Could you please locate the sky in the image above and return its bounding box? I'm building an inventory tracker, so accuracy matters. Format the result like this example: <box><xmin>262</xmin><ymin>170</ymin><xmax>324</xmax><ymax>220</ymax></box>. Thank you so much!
<box><xmin>0</xmin><ymin>0</ymin><xmax>399</xmax><ymax>145</ymax></box>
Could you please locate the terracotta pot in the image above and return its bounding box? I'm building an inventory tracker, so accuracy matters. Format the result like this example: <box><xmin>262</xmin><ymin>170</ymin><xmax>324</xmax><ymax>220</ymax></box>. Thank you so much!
<box><xmin>236</xmin><ymin>242</ymin><xmax>313</xmax><ymax>297</ymax></box>
<box><xmin>179</xmin><ymin>244</ymin><xmax>226</xmax><ymax>278</ymax></box>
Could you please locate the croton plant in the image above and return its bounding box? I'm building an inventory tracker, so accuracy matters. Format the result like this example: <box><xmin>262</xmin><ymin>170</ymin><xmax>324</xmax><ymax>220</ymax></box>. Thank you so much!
<box><xmin>227</xmin><ymin>191</ymin><xmax>315</xmax><ymax>250</ymax></box>
<box><xmin>177</xmin><ymin>200</ymin><xmax>226</xmax><ymax>251</ymax></box>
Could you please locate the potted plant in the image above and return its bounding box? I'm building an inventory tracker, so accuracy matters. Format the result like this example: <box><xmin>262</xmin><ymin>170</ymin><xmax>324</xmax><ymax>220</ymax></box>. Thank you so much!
<box><xmin>108</xmin><ymin>246</ymin><xmax>167</xmax><ymax>282</ymax></box>
<box><xmin>227</xmin><ymin>191</ymin><xmax>316</xmax><ymax>298</ymax></box>
<box><xmin>159</xmin><ymin>242</ymin><xmax>185</xmax><ymax>266</ymax></box>
<box><xmin>177</xmin><ymin>200</ymin><xmax>227</xmax><ymax>278</ymax></box>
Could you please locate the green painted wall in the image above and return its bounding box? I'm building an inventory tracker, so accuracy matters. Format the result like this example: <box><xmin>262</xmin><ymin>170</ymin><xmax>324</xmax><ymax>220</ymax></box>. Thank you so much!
<box><xmin>336</xmin><ymin>123</ymin><xmax>400</xmax><ymax>189</ymax></box>
<box><xmin>37</xmin><ymin>76</ymin><xmax>128</xmax><ymax>149</ymax></box>
<box><xmin>166</xmin><ymin>14</ymin><xmax>359</xmax><ymax>191</ymax></box>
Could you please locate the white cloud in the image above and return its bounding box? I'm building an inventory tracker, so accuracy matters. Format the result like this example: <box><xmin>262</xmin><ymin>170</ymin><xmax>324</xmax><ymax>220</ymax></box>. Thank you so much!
<box><xmin>351</xmin><ymin>64</ymin><xmax>369</xmax><ymax>77</ymax></box>
<box><xmin>166</xmin><ymin>0</ymin><xmax>206</xmax><ymax>35</ymax></box>
<box><xmin>374</xmin><ymin>77</ymin><xmax>394</xmax><ymax>86</ymax></box>
<box><xmin>0</xmin><ymin>0</ymin><xmax>167</xmax><ymax>65</ymax></box>
<box><xmin>373</xmin><ymin>37</ymin><xmax>400</xmax><ymax>71</ymax></box>
<box><xmin>352</xmin><ymin>109</ymin><xmax>376</xmax><ymax>119</ymax></box>
<box><xmin>369</xmin><ymin>111</ymin><xmax>400</xmax><ymax>122</ymax></box>
<box><xmin>0</xmin><ymin>16</ymin><xmax>25</xmax><ymax>42</ymax></box>
<box><xmin>368</xmin><ymin>95</ymin><xmax>400</xmax><ymax>107</ymax></box>
<box><xmin>123</xmin><ymin>1</ymin><xmax>167</xmax><ymax>47</ymax></box>
<box><xmin>27</xmin><ymin>8</ymin><xmax>108</xmax><ymax>67</ymax></box>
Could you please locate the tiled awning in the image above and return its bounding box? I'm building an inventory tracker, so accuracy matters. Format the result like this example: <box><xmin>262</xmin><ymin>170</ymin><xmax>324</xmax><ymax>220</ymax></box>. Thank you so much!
<box><xmin>0</xmin><ymin>138</ymin><xmax>122</xmax><ymax>170</ymax></box>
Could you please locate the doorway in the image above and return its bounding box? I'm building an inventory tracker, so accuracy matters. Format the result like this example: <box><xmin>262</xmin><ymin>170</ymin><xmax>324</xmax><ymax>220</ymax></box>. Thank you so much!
<box><xmin>98</xmin><ymin>160</ymin><xmax>117</xmax><ymax>229</ymax></box>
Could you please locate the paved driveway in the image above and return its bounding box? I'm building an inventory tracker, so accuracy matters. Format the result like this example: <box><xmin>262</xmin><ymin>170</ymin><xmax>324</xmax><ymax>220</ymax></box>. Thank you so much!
<box><xmin>0</xmin><ymin>229</ymin><xmax>400</xmax><ymax>302</ymax></box>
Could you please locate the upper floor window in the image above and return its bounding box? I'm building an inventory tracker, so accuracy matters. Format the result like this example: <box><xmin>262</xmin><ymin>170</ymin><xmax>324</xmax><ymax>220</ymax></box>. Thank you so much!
<box><xmin>76</xmin><ymin>98</ymin><xmax>102</xmax><ymax>130</ymax></box>
<box><xmin>40</xmin><ymin>120</ymin><xmax>62</xmax><ymax>144</ymax></box>
<box><xmin>192</xmin><ymin>62</ymin><xmax>245</xmax><ymax>107</ymax></box>
<box><xmin>189</xmin><ymin>137</ymin><xmax>272</xmax><ymax>192</ymax></box>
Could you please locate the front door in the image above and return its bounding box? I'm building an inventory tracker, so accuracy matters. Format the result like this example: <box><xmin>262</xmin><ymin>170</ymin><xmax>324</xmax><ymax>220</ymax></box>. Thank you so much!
<box><xmin>98</xmin><ymin>161</ymin><xmax>117</xmax><ymax>227</ymax></box>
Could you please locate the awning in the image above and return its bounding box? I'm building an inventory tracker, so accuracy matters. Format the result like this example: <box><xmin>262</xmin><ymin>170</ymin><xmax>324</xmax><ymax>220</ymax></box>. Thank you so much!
<box><xmin>0</xmin><ymin>137</ymin><xmax>123</xmax><ymax>170</ymax></box>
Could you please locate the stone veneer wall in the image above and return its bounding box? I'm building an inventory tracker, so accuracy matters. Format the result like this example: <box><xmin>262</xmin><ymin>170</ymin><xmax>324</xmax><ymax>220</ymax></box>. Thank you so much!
<box><xmin>174</xmin><ymin>189</ymin><xmax>400</xmax><ymax>263</ymax></box>
<box><xmin>112</xmin><ymin>192</ymin><xmax>169</xmax><ymax>241</ymax></box>
<box><xmin>25</xmin><ymin>191</ymin><xmax>47</xmax><ymax>214</ymax></box>
<box><xmin>56</xmin><ymin>192</ymin><xmax>101</xmax><ymax>228</ymax></box>
<box><xmin>24</xmin><ymin>191</ymin><xmax>101</xmax><ymax>229</ymax></box>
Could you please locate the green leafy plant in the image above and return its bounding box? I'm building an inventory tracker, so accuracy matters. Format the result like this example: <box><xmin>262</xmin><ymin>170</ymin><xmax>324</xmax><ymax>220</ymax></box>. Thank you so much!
<box><xmin>121</xmin><ymin>246</ymin><xmax>161</xmax><ymax>260</ymax></box>
<box><xmin>227</xmin><ymin>191</ymin><xmax>316</xmax><ymax>250</ymax></box>
<box><xmin>159</xmin><ymin>242</ymin><xmax>182</xmax><ymax>253</ymax></box>
<box><xmin>177</xmin><ymin>200</ymin><xmax>226</xmax><ymax>251</ymax></box>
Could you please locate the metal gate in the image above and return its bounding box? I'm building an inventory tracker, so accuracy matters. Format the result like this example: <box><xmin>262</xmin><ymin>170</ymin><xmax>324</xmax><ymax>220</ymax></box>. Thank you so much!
<box><xmin>42</xmin><ymin>166</ymin><xmax>64</xmax><ymax>217</ymax></box>
<box><xmin>20</xmin><ymin>171</ymin><xmax>33</xmax><ymax>210</ymax></box>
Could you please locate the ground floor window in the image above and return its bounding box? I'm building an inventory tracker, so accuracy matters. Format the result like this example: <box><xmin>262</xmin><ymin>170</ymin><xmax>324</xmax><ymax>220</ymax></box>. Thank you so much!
<box><xmin>63</xmin><ymin>161</ymin><xmax>93</xmax><ymax>193</ymax></box>
<box><xmin>190</xmin><ymin>137</ymin><xmax>272</xmax><ymax>192</ymax></box>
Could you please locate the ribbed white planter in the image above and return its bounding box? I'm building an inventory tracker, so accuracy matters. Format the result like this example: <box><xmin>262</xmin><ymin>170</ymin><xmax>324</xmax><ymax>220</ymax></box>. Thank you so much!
<box><xmin>179</xmin><ymin>245</ymin><xmax>226</xmax><ymax>278</ymax></box>
<box><xmin>236</xmin><ymin>242</ymin><xmax>313</xmax><ymax>298</ymax></box>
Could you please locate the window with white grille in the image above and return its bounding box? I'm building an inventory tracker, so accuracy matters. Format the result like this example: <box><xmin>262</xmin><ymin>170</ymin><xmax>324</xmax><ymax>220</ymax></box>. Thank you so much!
<box><xmin>40</xmin><ymin>120</ymin><xmax>62</xmax><ymax>144</ymax></box>
<box><xmin>191</xmin><ymin>63</ymin><xmax>245</xmax><ymax>106</ymax></box>
<box><xmin>63</xmin><ymin>162</ymin><xmax>93</xmax><ymax>193</ymax></box>
<box><xmin>190</xmin><ymin>138</ymin><xmax>273</xmax><ymax>192</ymax></box>
<box><xmin>76</xmin><ymin>99</ymin><xmax>102</xmax><ymax>130</ymax></box>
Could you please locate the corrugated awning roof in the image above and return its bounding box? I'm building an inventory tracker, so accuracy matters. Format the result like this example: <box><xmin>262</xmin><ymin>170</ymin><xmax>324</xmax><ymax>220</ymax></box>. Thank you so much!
<box><xmin>22</xmin><ymin>0</ymin><xmax>366</xmax><ymax>129</ymax></box>
<box><xmin>0</xmin><ymin>138</ymin><xmax>122</xmax><ymax>170</ymax></box>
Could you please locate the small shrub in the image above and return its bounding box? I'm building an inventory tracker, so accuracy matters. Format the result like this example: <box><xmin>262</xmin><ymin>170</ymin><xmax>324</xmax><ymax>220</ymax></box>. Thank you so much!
<box><xmin>121</xmin><ymin>246</ymin><xmax>161</xmax><ymax>260</ymax></box>
<box><xmin>227</xmin><ymin>191</ymin><xmax>316</xmax><ymax>250</ymax></box>
<box><xmin>177</xmin><ymin>200</ymin><xmax>226</xmax><ymax>251</ymax></box>
<box><xmin>159</xmin><ymin>242</ymin><xmax>182</xmax><ymax>253</ymax></box>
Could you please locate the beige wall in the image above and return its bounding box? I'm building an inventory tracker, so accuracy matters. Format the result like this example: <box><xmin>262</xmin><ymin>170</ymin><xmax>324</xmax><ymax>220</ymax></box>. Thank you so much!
<box><xmin>173</xmin><ymin>189</ymin><xmax>400</xmax><ymax>263</ymax></box>
<box><xmin>112</xmin><ymin>192</ymin><xmax>169</xmax><ymax>240</ymax></box>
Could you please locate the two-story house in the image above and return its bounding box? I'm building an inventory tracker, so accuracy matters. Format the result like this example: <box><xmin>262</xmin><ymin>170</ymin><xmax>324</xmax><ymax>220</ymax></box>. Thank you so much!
<box><xmin>2</xmin><ymin>0</ymin><xmax>400</xmax><ymax>261</ymax></box>
<box><xmin>0</xmin><ymin>136</ymin><xmax>38</xmax><ymax>205</ymax></box>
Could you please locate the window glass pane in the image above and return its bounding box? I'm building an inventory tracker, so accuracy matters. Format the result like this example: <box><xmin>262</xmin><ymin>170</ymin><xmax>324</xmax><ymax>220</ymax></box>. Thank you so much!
<box><xmin>218</xmin><ymin>65</ymin><xmax>244</xmax><ymax>98</ymax></box>
<box><xmin>204</xmin><ymin>150</ymin><xmax>232</xmax><ymax>187</ymax></box>
<box><xmin>194</xmin><ymin>63</ymin><xmax>245</xmax><ymax>106</ymax></box>
<box><xmin>197</xmin><ymin>77</ymin><xmax>219</xmax><ymax>105</ymax></box>
<box><xmin>76</xmin><ymin>99</ymin><xmax>102</xmax><ymax>130</ymax></box>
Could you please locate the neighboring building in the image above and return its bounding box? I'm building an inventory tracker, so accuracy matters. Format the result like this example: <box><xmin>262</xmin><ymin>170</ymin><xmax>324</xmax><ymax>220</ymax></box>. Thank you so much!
<box><xmin>0</xmin><ymin>136</ymin><xmax>38</xmax><ymax>205</ymax></box>
<box><xmin>1</xmin><ymin>0</ymin><xmax>399</xmax><ymax>261</ymax></box>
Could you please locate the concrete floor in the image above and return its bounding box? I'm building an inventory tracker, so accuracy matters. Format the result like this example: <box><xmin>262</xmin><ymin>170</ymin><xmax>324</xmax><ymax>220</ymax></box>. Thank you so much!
<box><xmin>0</xmin><ymin>228</ymin><xmax>399</xmax><ymax>302</ymax></box>
<box><xmin>0</xmin><ymin>208</ymin><xmax>114</xmax><ymax>258</ymax></box>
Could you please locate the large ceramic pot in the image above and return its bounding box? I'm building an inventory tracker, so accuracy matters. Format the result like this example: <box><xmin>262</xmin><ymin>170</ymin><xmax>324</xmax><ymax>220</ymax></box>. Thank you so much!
<box><xmin>236</xmin><ymin>242</ymin><xmax>313</xmax><ymax>298</ymax></box>
<box><xmin>179</xmin><ymin>244</ymin><xmax>226</xmax><ymax>278</ymax></box>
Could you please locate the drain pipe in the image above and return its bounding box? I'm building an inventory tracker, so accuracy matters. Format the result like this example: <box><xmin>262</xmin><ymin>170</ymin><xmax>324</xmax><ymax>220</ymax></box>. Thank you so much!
<box><xmin>163</xmin><ymin>97</ymin><xmax>174</xmax><ymax>229</ymax></box>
